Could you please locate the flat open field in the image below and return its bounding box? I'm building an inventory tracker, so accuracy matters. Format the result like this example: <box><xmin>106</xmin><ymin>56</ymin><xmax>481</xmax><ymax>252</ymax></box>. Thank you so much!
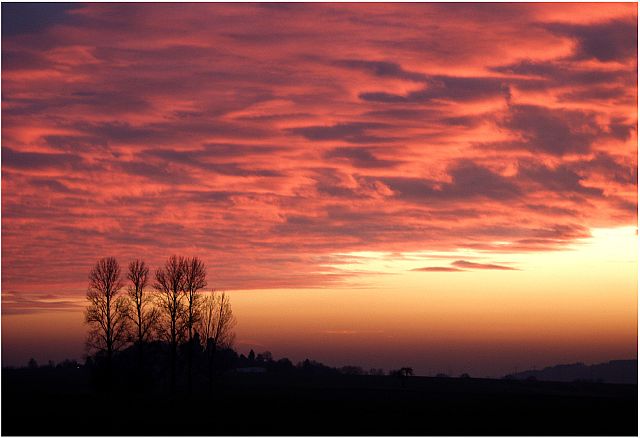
<box><xmin>2</xmin><ymin>367</ymin><xmax>637</xmax><ymax>435</ymax></box>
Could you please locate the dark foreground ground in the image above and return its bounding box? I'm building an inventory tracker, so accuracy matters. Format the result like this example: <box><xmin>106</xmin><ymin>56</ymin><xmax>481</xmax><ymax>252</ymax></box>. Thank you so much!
<box><xmin>2</xmin><ymin>367</ymin><xmax>637</xmax><ymax>436</ymax></box>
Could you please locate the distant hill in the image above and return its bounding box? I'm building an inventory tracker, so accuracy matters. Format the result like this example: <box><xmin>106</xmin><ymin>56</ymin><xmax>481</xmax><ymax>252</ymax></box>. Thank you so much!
<box><xmin>507</xmin><ymin>359</ymin><xmax>637</xmax><ymax>384</ymax></box>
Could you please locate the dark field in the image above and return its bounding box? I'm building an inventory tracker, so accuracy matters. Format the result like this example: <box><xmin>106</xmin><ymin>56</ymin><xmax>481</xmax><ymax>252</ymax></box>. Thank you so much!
<box><xmin>2</xmin><ymin>367</ymin><xmax>637</xmax><ymax>436</ymax></box>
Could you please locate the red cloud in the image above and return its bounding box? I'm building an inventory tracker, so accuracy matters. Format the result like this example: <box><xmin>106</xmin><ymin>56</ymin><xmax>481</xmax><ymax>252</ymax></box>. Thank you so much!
<box><xmin>2</xmin><ymin>3</ymin><xmax>636</xmax><ymax>297</ymax></box>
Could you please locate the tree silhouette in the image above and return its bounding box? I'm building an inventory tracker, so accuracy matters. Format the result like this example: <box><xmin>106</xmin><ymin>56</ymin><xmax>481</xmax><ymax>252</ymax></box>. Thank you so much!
<box><xmin>399</xmin><ymin>367</ymin><xmax>414</xmax><ymax>377</ymax></box>
<box><xmin>126</xmin><ymin>259</ymin><xmax>158</xmax><ymax>382</ymax></box>
<box><xmin>198</xmin><ymin>291</ymin><xmax>236</xmax><ymax>395</ymax></box>
<box><xmin>182</xmin><ymin>256</ymin><xmax>207</xmax><ymax>394</ymax></box>
<box><xmin>85</xmin><ymin>257</ymin><xmax>129</xmax><ymax>386</ymax></box>
<box><xmin>154</xmin><ymin>255</ymin><xmax>187</xmax><ymax>394</ymax></box>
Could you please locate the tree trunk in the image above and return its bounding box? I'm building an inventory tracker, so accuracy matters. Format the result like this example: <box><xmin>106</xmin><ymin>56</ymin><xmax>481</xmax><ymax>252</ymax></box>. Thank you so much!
<box><xmin>171</xmin><ymin>320</ymin><xmax>177</xmax><ymax>396</ymax></box>
<box><xmin>208</xmin><ymin>347</ymin><xmax>216</xmax><ymax>397</ymax></box>
<box><xmin>106</xmin><ymin>343</ymin><xmax>112</xmax><ymax>391</ymax></box>
<box><xmin>187</xmin><ymin>309</ymin><xmax>193</xmax><ymax>396</ymax></box>
<box><xmin>137</xmin><ymin>340</ymin><xmax>144</xmax><ymax>392</ymax></box>
<box><xmin>171</xmin><ymin>342</ymin><xmax>176</xmax><ymax>395</ymax></box>
<box><xmin>187</xmin><ymin>341</ymin><xmax>192</xmax><ymax>395</ymax></box>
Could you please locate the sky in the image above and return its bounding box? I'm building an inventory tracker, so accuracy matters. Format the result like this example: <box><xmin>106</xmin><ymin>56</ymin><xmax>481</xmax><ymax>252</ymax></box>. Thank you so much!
<box><xmin>1</xmin><ymin>2</ymin><xmax>638</xmax><ymax>376</ymax></box>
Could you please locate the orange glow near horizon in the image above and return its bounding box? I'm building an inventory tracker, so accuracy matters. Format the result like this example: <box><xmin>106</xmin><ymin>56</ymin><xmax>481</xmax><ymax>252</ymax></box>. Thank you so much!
<box><xmin>1</xmin><ymin>3</ymin><xmax>637</xmax><ymax>375</ymax></box>
<box><xmin>3</xmin><ymin>226</ymin><xmax>636</xmax><ymax>375</ymax></box>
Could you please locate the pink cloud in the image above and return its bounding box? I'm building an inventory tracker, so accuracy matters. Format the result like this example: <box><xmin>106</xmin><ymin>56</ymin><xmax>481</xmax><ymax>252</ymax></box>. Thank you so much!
<box><xmin>2</xmin><ymin>3</ymin><xmax>636</xmax><ymax>299</ymax></box>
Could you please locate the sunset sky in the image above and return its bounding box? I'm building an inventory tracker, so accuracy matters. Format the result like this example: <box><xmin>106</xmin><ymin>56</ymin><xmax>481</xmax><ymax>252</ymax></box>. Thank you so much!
<box><xmin>1</xmin><ymin>2</ymin><xmax>637</xmax><ymax>376</ymax></box>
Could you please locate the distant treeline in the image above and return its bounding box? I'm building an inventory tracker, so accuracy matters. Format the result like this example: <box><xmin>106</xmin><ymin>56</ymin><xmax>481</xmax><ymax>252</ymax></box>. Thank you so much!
<box><xmin>505</xmin><ymin>360</ymin><xmax>638</xmax><ymax>384</ymax></box>
<box><xmin>16</xmin><ymin>340</ymin><xmax>422</xmax><ymax>394</ymax></box>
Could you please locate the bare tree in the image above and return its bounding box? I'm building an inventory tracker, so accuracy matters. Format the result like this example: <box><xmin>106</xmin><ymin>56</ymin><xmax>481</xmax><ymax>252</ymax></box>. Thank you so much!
<box><xmin>183</xmin><ymin>257</ymin><xmax>207</xmax><ymax>341</ymax></box>
<box><xmin>182</xmin><ymin>256</ymin><xmax>207</xmax><ymax>393</ymax></box>
<box><xmin>85</xmin><ymin>257</ymin><xmax>129</xmax><ymax>384</ymax></box>
<box><xmin>126</xmin><ymin>259</ymin><xmax>158</xmax><ymax>367</ymax></box>
<box><xmin>198</xmin><ymin>290</ymin><xmax>236</xmax><ymax>395</ymax></box>
<box><xmin>154</xmin><ymin>255</ymin><xmax>186</xmax><ymax>394</ymax></box>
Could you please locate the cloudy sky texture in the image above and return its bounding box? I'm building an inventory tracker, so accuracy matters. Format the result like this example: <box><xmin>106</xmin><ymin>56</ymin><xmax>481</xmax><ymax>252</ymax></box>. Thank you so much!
<box><xmin>1</xmin><ymin>3</ymin><xmax>637</xmax><ymax>372</ymax></box>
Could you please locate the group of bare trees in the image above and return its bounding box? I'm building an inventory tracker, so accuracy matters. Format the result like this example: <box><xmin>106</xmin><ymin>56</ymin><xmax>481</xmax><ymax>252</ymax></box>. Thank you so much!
<box><xmin>84</xmin><ymin>255</ymin><xmax>236</xmax><ymax>394</ymax></box>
